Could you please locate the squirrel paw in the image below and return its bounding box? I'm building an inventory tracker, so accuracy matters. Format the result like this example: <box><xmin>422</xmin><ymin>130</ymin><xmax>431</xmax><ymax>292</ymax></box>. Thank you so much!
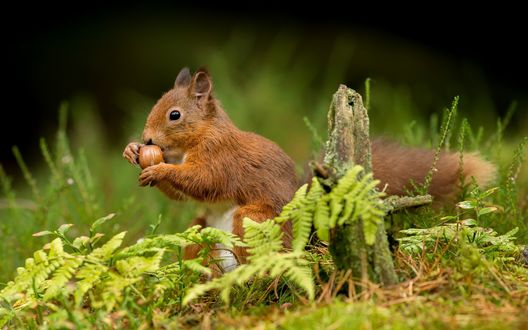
<box><xmin>139</xmin><ymin>163</ymin><xmax>168</xmax><ymax>187</ymax></box>
<box><xmin>123</xmin><ymin>142</ymin><xmax>143</xmax><ymax>165</ymax></box>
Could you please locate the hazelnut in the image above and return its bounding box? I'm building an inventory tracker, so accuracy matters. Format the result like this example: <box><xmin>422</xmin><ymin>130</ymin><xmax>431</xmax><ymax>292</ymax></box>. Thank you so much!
<box><xmin>139</xmin><ymin>145</ymin><xmax>164</xmax><ymax>169</ymax></box>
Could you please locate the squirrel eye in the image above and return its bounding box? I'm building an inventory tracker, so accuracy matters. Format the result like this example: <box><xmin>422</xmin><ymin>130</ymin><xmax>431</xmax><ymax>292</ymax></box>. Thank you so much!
<box><xmin>169</xmin><ymin>110</ymin><xmax>181</xmax><ymax>121</ymax></box>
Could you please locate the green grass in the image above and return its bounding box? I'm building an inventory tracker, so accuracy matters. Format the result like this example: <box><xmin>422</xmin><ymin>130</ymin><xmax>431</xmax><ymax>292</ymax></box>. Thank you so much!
<box><xmin>0</xmin><ymin>47</ymin><xmax>527</xmax><ymax>328</ymax></box>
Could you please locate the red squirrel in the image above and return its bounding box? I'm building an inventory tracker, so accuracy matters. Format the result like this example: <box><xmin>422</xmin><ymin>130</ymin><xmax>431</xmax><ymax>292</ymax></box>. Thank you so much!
<box><xmin>123</xmin><ymin>67</ymin><xmax>495</xmax><ymax>270</ymax></box>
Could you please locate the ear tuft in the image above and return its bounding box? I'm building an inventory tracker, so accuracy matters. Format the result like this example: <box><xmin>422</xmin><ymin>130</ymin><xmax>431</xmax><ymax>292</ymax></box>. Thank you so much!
<box><xmin>175</xmin><ymin>67</ymin><xmax>191</xmax><ymax>87</ymax></box>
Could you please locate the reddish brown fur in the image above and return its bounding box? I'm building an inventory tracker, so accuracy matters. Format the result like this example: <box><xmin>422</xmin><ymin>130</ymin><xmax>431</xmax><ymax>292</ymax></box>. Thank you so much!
<box><xmin>124</xmin><ymin>68</ymin><xmax>298</xmax><ymax>264</ymax></box>
<box><xmin>371</xmin><ymin>139</ymin><xmax>496</xmax><ymax>201</ymax></box>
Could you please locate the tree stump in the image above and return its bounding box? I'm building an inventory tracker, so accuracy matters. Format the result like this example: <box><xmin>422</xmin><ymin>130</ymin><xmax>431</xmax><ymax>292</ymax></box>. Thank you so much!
<box><xmin>323</xmin><ymin>85</ymin><xmax>398</xmax><ymax>285</ymax></box>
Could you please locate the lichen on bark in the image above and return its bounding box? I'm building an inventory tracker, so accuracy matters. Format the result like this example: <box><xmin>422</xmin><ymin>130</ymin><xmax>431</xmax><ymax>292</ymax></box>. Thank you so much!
<box><xmin>323</xmin><ymin>85</ymin><xmax>397</xmax><ymax>285</ymax></box>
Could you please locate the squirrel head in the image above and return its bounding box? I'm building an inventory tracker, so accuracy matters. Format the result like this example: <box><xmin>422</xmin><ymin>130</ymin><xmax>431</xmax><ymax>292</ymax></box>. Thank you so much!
<box><xmin>142</xmin><ymin>67</ymin><xmax>222</xmax><ymax>154</ymax></box>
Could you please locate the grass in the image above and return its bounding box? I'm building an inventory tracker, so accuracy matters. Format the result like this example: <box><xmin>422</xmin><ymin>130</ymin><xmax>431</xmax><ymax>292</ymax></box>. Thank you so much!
<box><xmin>0</xmin><ymin>45</ymin><xmax>527</xmax><ymax>328</ymax></box>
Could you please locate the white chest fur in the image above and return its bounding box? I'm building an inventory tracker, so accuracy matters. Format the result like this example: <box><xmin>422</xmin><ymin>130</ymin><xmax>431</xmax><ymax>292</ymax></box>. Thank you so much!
<box><xmin>203</xmin><ymin>202</ymin><xmax>239</xmax><ymax>272</ymax></box>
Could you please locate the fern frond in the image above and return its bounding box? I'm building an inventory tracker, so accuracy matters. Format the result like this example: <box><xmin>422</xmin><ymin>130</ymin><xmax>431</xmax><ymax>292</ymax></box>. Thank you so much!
<box><xmin>200</xmin><ymin>227</ymin><xmax>245</xmax><ymax>249</ymax></box>
<box><xmin>74</xmin><ymin>263</ymin><xmax>108</xmax><ymax>306</ymax></box>
<box><xmin>43</xmin><ymin>255</ymin><xmax>84</xmax><ymax>301</ymax></box>
<box><xmin>115</xmin><ymin>250</ymin><xmax>164</xmax><ymax>277</ymax></box>
<box><xmin>182</xmin><ymin>277</ymin><xmax>221</xmax><ymax>305</ymax></box>
<box><xmin>183</xmin><ymin>251</ymin><xmax>314</xmax><ymax>305</ymax></box>
<box><xmin>398</xmin><ymin>223</ymin><xmax>522</xmax><ymax>258</ymax></box>
<box><xmin>0</xmin><ymin>248</ymin><xmax>59</xmax><ymax>302</ymax></box>
<box><xmin>314</xmin><ymin>196</ymin><xmax>331</xmax><ymax>241</ymax></box>
<box><xmin>243</xmin><ymin>218</ymin><xmax>283</xmax><ymax>259</ymax></box>
<box><xmin>96</xmin><ymin>273</ymin><xmax>141</xmax><ymax>311</ymax></box>
<box><xmin>340</xmin><ymin>173</ymin><xmax>380</xmax><ymax>225</ymax></box>
<box><xmin>328</xmin><ymin>196</ymin><xmax>344</xmax><ymax>229</ymax></box>
<box><xmin>183</xmin><ymin>219</ymin><xmax>315</xmax><ymax>305</ymax></box>
<box><xmin>274</xmin><ymin>184</ymin><xmax>308</xmax><ymax>224</ymax></box>
<box><xmin>0</xmin><ymin>307</ymin><xmax>14</xmax><ymax>328</ymax></box>
<box><xmin>89</xmin><ymin>232</ymin><xmax>126</xmax><ymax>261</ymax></box>
<box><xmin>292</xmin><ymin>178</ymin><xmax>324</xmax><ymax>252</ymax></box>
<box><xmin>48</xmin><ymin>238</ymin><xmax>65</xmax><ymax>258</ymax></box>
<box><xmin>332</xmin><ymin>165</ymin><xmax>363</xmax><ymax>199</ymax></box>
<box><xmin>116</xmin><ymin>234</ymin><xmax>192</xmax><ymax>259</ymax></box>
<box><xmin>182</xmin><ymin>259</ymin><xmax>212</xmax><ymax>276</ymax></box>
<box><xmin>312</xmin><ymin>165</ymin><xmax>386</xmax><ymax>245</ymax></box>
<box><xmin>282</xmin><ymin>254</ymin><xmax>315</xmax><ymax>300</ymax></box>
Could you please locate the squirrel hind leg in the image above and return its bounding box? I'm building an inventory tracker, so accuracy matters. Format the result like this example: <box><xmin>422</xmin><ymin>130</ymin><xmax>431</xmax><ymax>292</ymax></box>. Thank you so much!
<box><xmin>232</xmin><ymin>203</ymin><xmax>278</xmax><ymax>264</ymax></box>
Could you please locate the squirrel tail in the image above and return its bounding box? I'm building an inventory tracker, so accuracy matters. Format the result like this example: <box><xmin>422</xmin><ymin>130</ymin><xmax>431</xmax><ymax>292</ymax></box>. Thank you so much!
<box><xmin>371</xmin><ymin>139</ymin><xmax>496</xmax><ymax>201</ymax></box>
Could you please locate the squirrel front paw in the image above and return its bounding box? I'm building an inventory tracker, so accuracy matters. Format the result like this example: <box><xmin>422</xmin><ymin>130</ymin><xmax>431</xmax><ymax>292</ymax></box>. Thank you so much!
<box><xmin>123</xmin><ymin>142</ymin><xmax>143</xmax><ymax>165</ymax></box>
<box><xmin>139</xmin><ymin>163</ymin><xmax>169</xmax><ymax>187</ymax></box>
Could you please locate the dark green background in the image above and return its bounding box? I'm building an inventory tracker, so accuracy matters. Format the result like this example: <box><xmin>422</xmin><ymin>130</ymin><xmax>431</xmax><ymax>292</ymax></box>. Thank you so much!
<box><xmin>3</xmin><ymin>5</ymin><xmax>527</xmax><ymax>176</ymax></box>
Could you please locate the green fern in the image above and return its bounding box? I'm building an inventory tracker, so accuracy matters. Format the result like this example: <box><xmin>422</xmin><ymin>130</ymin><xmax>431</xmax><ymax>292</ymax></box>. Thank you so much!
<box><xmin>200</xmin><ymin>227</ymin><xmax>245</xmax><ymax>249</ymax></box>
<box><xmin>183</xmin><ymin>218</ymin><xmax>314</xmax><ymax>304</ymax></box>
<box><xmin>1</xmin><ymin>163</ymin><xmax>392</xmax><ymax>324</ymax></box>
<box><xmin>314</xmin><ymin>196</ymin><xmax>331</xmax><ymax>241</ymax></box>
<box><xmin>43</xmin><ymin>255</ymin><xmax>84</xmax><ymax>301</ymax></box>
<box><xmin>73</xmin><ymin>262</ymin><xmax>107</xmax><ymax>306</ymax></box>
<box><xmin>0</xmin><ymin>218</ymin><xmax>247</xmax><ymax>327</ymax></box>
<box><xmin>274</xmin><ymin>182</ymin><xmax>321</xmax><ymax>251</ymax></box>
<box><xmin>1</xmin><ymin>248</ymin><xmax>58</xmax><ymax>301</ymax></box>
<box><xmin>274</xmin><ymin>165</ymin><xmax>385</xmax><ymax>249</ymax></box>
<box><xmin>181</xmin><ymin>259</ymin><xmax>212</xmax><ymax>276</ymax></box>
<box><xmin>292</xmin><ymin>178</ymin><xmax>324</xmax><ymax>252</ymax></box>
<box><xmin>88</xmin><ymin>231</ymin><xmax>126</xmax><ymax>261</ymax></box>
<box><xmin>94</xmin><ymin>273</ymin><xmax>141</xmax><ymax>311</ymax></box>
<box><xmin>116</xmin><ymin>227</ymin><xmax>200</xmax><ymax>259</ymax></box>
<box><xmin>314</xmin><ymin>166</ymin><xmax>385</xmax><ymax>245</ymax></box>
<box><xmin>244</xmin><ymin>218</ymin><xmax>284</xmax><ymax>258</ymax></box>
<box><xmin>275</xmin><ymin>184</ymin><xmax>308</xmax><ymax>225</ymax></box>
<box><xmin>398</xmin><ymin>220</ymin><xmax>526</xmax><ymax>280</ymax></box>
<box><xmin>115</xmin><ymin>250</ymin><xmax>164</xmax><ymax>277</ymax></box>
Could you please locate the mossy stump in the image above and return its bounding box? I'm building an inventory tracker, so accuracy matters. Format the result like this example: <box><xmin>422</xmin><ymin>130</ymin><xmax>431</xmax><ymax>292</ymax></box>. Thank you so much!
<box><xmin>322</xmin><ymin>85</ymin><xmax>398</xmax><ymax>285</ymax></box>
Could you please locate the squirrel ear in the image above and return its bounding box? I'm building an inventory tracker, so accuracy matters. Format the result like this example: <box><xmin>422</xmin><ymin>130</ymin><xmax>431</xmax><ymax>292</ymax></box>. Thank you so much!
<box><xmin>191</xmin><ymin>69</ymin><xmax>212</xmax><ymax>99</ymax></box>
<box><xmin>174</xmin><ymin>67</ymin><xmax>191</xmax><ymax>87</ymax></box>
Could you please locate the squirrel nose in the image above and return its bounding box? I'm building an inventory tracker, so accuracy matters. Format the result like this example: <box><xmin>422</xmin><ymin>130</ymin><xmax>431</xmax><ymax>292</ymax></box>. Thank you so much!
<box><xmin>145</xmin><ymin>139</ymin><xmax>154</xmax><ymax>145</ymax></box>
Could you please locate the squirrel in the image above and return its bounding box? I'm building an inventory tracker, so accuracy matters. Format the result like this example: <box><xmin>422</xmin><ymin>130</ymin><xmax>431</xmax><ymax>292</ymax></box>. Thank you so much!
<box><xmin>123</xmin><ymin>67</ymin><xmax>496</xmax><ymax>271</ymax></box>
<box><xmin>123</xmin><ymin>68</ymin><xmax>298</xmax><ymax>271</ymax></box>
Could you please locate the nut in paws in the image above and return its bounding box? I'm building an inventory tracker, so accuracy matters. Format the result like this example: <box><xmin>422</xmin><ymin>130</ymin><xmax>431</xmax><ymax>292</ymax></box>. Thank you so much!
<box><xmin>139</xmin><ymin>163</ymin><xmax>168</xmax><ymax>187</ymax></box>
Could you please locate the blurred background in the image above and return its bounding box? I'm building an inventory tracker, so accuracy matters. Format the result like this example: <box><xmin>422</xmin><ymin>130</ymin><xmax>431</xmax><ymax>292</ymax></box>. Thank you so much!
<box><xmin>3</xmin><ymin>5</ymin><xmax>527</xmax><ymax>172</ymax></box>
<box><xmin>1</xmin><ymin>4</ymin><xmax>527</xmax><ymax>281</ymax></box>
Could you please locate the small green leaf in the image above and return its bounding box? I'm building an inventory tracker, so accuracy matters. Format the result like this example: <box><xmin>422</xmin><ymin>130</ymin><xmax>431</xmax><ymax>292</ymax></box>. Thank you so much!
<box><xmin>32</xmin><ymin>231</ymin><xmax>53</xmax><ymax>237</ymax></box>
<box><xmin>72</xmin><ymin>236</ymin><xmax>90</xmax><ymax>249</ymax></box>
<box><xmin>149</xmin><ymin>214</ymin><xmax>162</xmax><ymax>235</ymax></box>
<box><xmin>461</xmin><ymin>218</ymin><xmax>477</xmax><ymax>226</ymax></box>
<box><xmin>89</xmin><ymin>232</ymin><xmax>126</xmax><ymax>260</ymax></box>
<box><xmin>457</xmin><ymin>201</ymin><xmax>476</xmax><ymax>209</ymax></box>
<box><xmin>57</xmin><ymin>224</ymin><xmax>74</xmax><ymax>235</ymax></box>
<box><xmin>90</xmin><ymin>233</ymin><xmax>105</xmax><ymax>245</ymax></box>
<box><xmin>479</xmin><ymin>187</ymin><xmax>499</xmax><ymax>199</ymax></box>
<box><xmin>477</xmin><ymin>207</ymin><xmax>497</xmax><ymax>217</ymax></box>
<box><xmin>90</xmin><ymin>213</ymin><xmax>116</xmax><ymax>234</ymax></box>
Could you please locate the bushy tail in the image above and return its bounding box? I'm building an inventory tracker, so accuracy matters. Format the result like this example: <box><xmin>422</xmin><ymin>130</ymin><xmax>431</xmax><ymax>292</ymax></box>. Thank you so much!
<box><xmin>371</xmin><ymin>139</ymin><xmax>496</xmax><ymax>201</ymax></box>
